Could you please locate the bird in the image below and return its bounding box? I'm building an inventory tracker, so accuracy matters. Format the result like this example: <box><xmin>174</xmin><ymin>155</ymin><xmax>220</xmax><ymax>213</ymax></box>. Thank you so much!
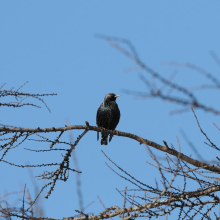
<box><xmin>96</xmin><ymin>93</ymin><xmax>121</xmax><ymax>145</ymax></box>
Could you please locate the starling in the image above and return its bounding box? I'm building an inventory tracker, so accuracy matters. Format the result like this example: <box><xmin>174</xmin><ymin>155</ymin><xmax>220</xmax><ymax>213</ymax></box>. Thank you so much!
<box><xmin>96</xmin><ymin>93</ymin><xmax>121</xmax><ymax>145</ymax></box>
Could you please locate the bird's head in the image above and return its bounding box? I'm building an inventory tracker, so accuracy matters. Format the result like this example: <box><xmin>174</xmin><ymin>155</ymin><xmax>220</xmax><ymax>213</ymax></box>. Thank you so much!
<box><xmin>104</xmin><ymin>93</ymin><xmax>121</xmax><ymax>102</ymax></box>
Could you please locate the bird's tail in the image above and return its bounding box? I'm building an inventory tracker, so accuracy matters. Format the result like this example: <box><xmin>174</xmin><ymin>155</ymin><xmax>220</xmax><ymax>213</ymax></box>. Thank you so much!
<box><xmin>101</xmin><ymin>133</ymin><xmax>108</xmax><ymax>145</ymax></box>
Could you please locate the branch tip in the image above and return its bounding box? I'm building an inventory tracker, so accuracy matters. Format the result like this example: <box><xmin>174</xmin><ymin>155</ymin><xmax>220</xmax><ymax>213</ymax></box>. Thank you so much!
<box><xmin>85</xmin><ymin>121</ymin><xmax>90</xmax><ymax>127</ymax></box>
<box><xmin>163</xmin><ymin>141</ymin><xmax>169</xmax><ymax>150</ymax></box>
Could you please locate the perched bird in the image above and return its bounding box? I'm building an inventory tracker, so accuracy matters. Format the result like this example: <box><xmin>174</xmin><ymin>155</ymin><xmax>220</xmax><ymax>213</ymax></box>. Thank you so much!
<box><xmin>96</xmin><ymin>93</ymin><xmax>121</xmax><ymax>145</ymax></box>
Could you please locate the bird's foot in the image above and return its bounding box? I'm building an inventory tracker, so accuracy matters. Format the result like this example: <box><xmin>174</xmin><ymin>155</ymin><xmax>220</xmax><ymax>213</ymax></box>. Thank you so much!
<box><xmin>101</xmin><ymin>127</ymin><xmax>105</xmax><ymax>133</ymax></box>
<box><xmin>114</xmin><ymin>130</ymin><xmax>119</xmax><ymax>135</ymax></box>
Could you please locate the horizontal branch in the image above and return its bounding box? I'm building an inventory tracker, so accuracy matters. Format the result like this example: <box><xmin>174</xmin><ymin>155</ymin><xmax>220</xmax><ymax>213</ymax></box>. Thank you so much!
<box><xmin>1</xmin><ymin>122</ymin><xmax>219</xmax><ymax>174</ymax></box>
<box><xmin>3</xmin><ymin>185</ymin><xmax>219</xmax><ymax>220</ymax></box>
<box><xmin>64</xmin><ymin>191</ymin><xmax>218</xmax><ymax>220</ymax></box>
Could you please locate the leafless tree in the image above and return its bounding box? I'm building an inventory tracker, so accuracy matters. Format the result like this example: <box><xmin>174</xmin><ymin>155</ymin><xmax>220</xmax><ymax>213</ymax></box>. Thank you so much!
<box><xmin>1</xmin><ymin>37</ymin><xmax>220</xmax><ymax>219</ymax></box>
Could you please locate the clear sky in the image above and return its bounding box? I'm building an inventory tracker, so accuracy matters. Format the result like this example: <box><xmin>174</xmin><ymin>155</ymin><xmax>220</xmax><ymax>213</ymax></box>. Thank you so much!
<box><xmin>1</xmin><ymin>1</ymin><xmax>220</xmax><ymax>219</ymax></box>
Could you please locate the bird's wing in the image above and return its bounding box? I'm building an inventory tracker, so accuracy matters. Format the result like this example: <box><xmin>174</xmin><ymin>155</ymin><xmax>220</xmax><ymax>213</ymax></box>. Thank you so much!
<box><xmin>96</xmin><ymin>105</ymin><xmax>109</xmax><ymax>127</ymax></box>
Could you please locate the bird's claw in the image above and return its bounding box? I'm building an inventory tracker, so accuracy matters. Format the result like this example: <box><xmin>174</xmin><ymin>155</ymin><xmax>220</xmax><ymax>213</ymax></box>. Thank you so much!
<box><xmin>101</xmin><ymin>127</ymin><xmax>105</xmax><ymax>133</ymax></box>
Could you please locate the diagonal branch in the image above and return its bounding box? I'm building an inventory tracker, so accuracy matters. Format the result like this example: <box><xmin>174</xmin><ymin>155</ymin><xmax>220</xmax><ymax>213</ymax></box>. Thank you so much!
<box><xmin>1</xmin><ymin>122</ymin><xmax>219</xmax><ymax>174</ymax></box>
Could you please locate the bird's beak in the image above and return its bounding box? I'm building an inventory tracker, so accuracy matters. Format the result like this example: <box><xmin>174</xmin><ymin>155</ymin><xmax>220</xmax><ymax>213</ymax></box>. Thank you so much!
<box><xmin>115</xmin><ymin>95</ymin><xmax>121</xmax><ymax>97</ymax></box>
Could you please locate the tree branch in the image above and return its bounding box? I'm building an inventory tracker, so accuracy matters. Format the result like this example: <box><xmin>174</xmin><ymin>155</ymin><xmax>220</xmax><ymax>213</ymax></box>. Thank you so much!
<box><xmin>1</xmin><ymin>123</ymin><xmax>219</xmax><ymax>174</ymax></box>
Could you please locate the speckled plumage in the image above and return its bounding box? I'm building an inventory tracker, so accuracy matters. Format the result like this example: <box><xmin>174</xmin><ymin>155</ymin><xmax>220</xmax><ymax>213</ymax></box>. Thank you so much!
<box><xmin>96</xmin><ymin>93</ymin><xmax>121</xmax><ymax>145</ymax></box>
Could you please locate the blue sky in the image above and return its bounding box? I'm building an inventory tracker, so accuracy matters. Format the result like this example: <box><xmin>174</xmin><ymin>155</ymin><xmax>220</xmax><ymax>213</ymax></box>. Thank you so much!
<box><xmin>1</xmin><ymin>1</ymin><xmax>220</xmax><ymax>219</ymax></box>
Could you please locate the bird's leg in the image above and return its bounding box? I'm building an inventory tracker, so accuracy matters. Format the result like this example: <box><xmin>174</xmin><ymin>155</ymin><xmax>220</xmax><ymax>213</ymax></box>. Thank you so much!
<box><xmin>97</xmin><ymin>131</ymin><xmax>99</xmax><ymax>141</ymax></box>
<box><xmin>97</xmin><ymin>127</ymin><xmax>105</xmax><ymax>141</ymax></box>
<box><xmin>109</xmin><ymin>129</ymin><xmax>119</xmax><ymax>143</ymax></box>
